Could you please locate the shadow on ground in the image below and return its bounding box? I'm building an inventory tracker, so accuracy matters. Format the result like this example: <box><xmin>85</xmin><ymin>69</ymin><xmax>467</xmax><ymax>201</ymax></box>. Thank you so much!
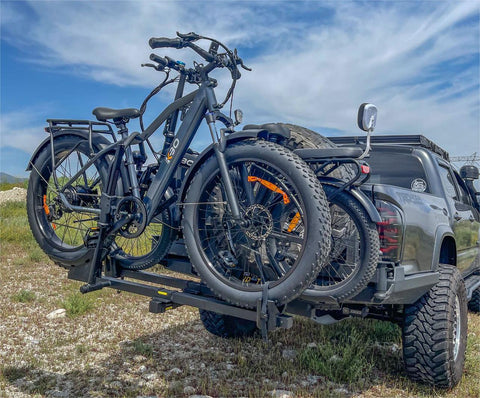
<box><xmin>1</xmin><ymin>313</ymin><xmax>443</xmax><ymax>398</ymax></box>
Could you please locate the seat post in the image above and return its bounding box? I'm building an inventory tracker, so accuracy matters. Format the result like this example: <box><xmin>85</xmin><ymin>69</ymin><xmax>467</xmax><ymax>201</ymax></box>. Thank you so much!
<box><xmin>113</xmin><ymin>117</ymin><xmax>141</xmax><ymax>198</ymax></box>
<box><xmin>114</xmin><ymin>118</ymin><xmax>129</xmax><ymax>140</ymax></box>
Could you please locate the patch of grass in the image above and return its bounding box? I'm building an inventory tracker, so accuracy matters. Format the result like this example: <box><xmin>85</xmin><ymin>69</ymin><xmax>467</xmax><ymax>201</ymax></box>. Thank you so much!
<box><xmin>298</xmin><ymin>332</ymin><xmax>373</xmax><ymax>383</ymax></box>
<box><xmin>130</xmin><ymin>339</ymin><xmax>154</xmax><ymax>357</ymax></box>
<box><xmin>11</xmin><ymin>289</ymin><xmax>36</xmax><ymax>303</ymax></box>
<box><xmin>62</xmin><ymin>292</ymin><xmax>95</xmax><ymax>317</ymax></box>
<box><xmin>0</xmin><ymin>180</ymin><xmax>28</xmax><ymax>191</ymax></box>
<box><xmin>28</xmin><ymin>373</ymin><xmax>57</xmax><ymax>395</ymax></box>
<box><xmin>28</xmin><ymin>245</ymin><xmax>47</xmax><ymax>263</ymax></box>
<box><xmin>0</xmin><ymin>365</ymin><xmax>33</xmax><ymax>382</ymax></box>
<box><xmin>75</xmin><ymin>344</ymin><xmax>88</xmax><ymax>354</ymax></box>
<box><xmin>0</xmin><ymin>202</ymin><xmax>33</xmax><ymax>244</ymax></box>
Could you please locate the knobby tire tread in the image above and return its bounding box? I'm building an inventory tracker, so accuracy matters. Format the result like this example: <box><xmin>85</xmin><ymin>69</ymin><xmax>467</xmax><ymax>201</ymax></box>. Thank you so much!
<box><xmin>402</xmin><ymin>264</ymin><xmax>467</xmax><ymax>388</ymax></box>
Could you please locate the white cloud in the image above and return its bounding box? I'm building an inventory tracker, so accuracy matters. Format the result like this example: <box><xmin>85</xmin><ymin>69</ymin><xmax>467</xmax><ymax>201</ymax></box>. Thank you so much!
<box><xmin>0</xmin><ymin>109</ymin><xmax>47</xmax><ymax>153</ymax></box>
<box><xmin>1</xmin><ymin>1</ymin><xmax>479</xmax><ymax>158</ymax></box>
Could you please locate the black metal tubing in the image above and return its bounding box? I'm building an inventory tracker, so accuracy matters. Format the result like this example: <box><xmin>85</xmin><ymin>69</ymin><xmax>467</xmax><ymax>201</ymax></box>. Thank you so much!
<box><xmin>97</xmin><ymin>274</ymin><xmax>259</xmax><ymax>322</ymax></box>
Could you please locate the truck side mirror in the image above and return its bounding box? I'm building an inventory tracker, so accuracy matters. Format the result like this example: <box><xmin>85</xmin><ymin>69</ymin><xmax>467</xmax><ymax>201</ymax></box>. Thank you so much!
<box><xmin>357</xmin><ymin>103</ymin><xmax>377</xmax><ymax>132</ymax></box>
<box><xmin>357</xmin><ymin>103</ymin><xmax>378</xmax><ymax>159</ymax></box>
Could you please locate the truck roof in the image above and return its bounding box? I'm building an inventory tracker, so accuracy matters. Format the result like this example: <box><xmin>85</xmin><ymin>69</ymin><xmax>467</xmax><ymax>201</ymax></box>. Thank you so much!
<box><xmin>327</xmin><ymin>134</ymin><xmax>450</xmax><ymax>161</ymax></box>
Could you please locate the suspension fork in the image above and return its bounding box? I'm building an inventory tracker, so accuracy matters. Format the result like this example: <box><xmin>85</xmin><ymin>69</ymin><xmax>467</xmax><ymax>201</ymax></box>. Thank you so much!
<box><xmin>205</xmin><ymin>112</ymin><xmax>242</xmax><ymax>220</ymax></box>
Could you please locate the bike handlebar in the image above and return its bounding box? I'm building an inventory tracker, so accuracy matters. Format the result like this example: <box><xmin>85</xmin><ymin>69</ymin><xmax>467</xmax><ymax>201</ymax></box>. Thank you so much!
<box><xmin>148</xmin><ymin>32</ymin><xmax>250</xmax><ymax>83</ymax></box>
<box><xmin>149</xmin><ymin>37</ymin><xmax>184</xmax><ymax>49</ymax></box>
<box><xmin>149</xmin><ymin>53</ymin><xmax>168</xmax><ymax>68</ymax></box>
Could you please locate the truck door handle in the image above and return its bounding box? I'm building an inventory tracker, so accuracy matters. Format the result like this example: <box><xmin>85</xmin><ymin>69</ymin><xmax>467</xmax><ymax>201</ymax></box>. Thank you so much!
<box><xmin>454</xmin><ymin>212</ymin><xmax>462</xmax><ymax>221</ymax></box>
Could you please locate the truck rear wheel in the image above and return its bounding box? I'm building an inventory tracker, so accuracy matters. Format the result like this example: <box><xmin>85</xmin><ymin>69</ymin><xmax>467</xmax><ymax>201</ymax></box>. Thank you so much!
<box><xmin>468</xmin><ymin>287</ymin><xmax>480</xmax><ymax>312</ymax></box>
<box><xmin>402</xmin><ymin>264</ymin><xmax>467</xmax><ymax>388</ymax></box>
<box><xmin>199</xmin><ymin>309</ymin><xmax>257</xmax><ymax>338</ymax></box>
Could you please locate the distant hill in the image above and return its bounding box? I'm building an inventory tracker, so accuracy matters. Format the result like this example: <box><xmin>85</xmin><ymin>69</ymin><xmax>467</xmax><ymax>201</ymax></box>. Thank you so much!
<box><xmin>0</xmin><ymin>172</ymin><xmax>27</xmax><ymax>184</ymax></box>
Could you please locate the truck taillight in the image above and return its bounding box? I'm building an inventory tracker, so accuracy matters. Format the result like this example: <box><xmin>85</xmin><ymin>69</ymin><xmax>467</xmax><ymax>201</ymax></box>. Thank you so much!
<box><xmin>375</xmin><ymin>200</ymin><xmax>403</xmax><ymax>262</ymax></box>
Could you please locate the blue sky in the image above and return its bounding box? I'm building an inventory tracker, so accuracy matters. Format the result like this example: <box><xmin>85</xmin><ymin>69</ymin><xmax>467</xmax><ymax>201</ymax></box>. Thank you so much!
<box><xmin>1</xmin><ymin>0</ymin><xmax>479</xmax><ymax>178</ymax></box>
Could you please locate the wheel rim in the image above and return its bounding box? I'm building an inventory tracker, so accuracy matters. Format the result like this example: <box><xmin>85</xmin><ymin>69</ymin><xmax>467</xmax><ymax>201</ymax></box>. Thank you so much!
<box><xmin>315</xmin><ymin>202</ymin><xmax>362</xmax><ymax>288</ymax></box>
<box><xmin>34</xmin><ymin>147</ymin><xmax>103</xmax><ymax>250</ymax></box>
<box><xmin>453</xmin><ymin>294</ymin><xmax>461</xmax><ymax>361</ymax></box>
<box><xmin>194</xmin><ymin>159</ymin><xmax>307</xmax><ymax>291</ymax></box>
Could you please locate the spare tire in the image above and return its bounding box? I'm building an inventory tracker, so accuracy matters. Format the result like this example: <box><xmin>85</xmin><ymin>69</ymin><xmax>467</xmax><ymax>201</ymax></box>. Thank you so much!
<box><xmin>280</xmin><ymin>123</ymin><xmax>355</xmax><ymax>182</ymax></box>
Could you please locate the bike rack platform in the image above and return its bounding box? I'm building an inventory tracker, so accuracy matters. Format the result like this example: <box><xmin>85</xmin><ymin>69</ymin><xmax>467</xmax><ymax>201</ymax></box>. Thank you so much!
<box><xmin>68</xmin><ymin>260</ymin><xmax>294</xmax><ymax>338</ymax></box>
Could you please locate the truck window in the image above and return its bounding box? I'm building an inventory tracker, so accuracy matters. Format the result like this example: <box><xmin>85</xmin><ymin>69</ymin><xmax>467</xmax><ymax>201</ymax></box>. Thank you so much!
<box><xmin>438</xmin><ymin>166</ymin><xmax>458</xmax><ymax>201</ymax></box>
<box><xmin>453</xmin><ymin>170</ymin><xmax>472</xmax><ymax>205</ymax></box>
<box><xmin>365</xmin><ymin>151</ymin><xmax>430</xmax><ymax>192</ymax></box>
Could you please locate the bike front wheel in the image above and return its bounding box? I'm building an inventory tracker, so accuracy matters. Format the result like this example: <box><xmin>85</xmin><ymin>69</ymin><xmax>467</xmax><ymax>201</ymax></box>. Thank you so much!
<box><xmin>182</xmin><ymin>141</ymin><xmax>331</xmax><ymax>308</ymax></box>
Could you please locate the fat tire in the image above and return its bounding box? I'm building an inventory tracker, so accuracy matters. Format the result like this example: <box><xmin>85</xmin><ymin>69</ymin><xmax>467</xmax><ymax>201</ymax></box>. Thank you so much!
<box><xmin>305</xmin><ymin>184</ymin><xmax>380</xmax><ymax>300</ymax></box>
<box><xmin>199</xmin><ymin>309</ymin><xmax>257</xmax><ymax>338</ymax></box>
<box><xmin>27</xmin><ymin>135</ymin><xmax>109</xmax><ymax>266</ymax></box>
<box><xmin>402</xmin><ymin>264</ymin><xmax>468</xmax><ymax>388</ymax></box>
<box><xmin>28</xmin><ymin>135</ymin><xmax>174</xmax><ymax>270</ymax></box>
<box><xmin>278</xmin><ymin>124</ymin><xmax>378</xmax><ymax>300</ymax></box>
<box><xmin>182</xmin><ymin>140</ymin><xmax>331</xmax><ymax>308</ymax></box>
<box><xmin>468</xmin><ymin>287</ymin><xmax>480</xmax><ymax>313</ymax></box>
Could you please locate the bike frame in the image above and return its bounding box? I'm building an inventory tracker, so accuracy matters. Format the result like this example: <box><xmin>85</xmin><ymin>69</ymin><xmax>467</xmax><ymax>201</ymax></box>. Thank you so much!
<box><xmin>51</xmin><ymin>79</ymin><xmax>237</xmax><ymax>226</ymax></box>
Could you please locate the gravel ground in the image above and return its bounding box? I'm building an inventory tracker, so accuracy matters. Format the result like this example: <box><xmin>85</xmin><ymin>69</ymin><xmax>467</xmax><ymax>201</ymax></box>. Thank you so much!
<box><xmin>1</xmin><ymin>193</ymin><xmax>479</xmax><ymax>398</ymax></box>
<box><xmin>0</xmin><ymin>187</ymin><xmax>27</xmax><ymax>205</ymax></box>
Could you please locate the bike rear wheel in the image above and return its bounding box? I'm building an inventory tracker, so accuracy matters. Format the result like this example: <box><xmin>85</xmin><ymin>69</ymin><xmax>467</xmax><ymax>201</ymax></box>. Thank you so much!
<box><xmin>27</xmin><ymin>135</ymin><xmax>109</xmax><ymax>266</ymax></box>
<box><xmin>182</xmin><ymin>141</ymin><xmax>331</xmax><ymax>308</ymax></box>
<box><xmin>305</xmin><ymin>184</ymin><xmax>379</xmax><ymax>301</ymax></box>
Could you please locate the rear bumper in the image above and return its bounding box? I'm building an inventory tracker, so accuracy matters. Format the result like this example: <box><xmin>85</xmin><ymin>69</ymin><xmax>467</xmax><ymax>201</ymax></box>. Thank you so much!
<box><xmin>300</xmin><ymin>266</ymin><xmax>440</xmax><ymax>306</ymax></box>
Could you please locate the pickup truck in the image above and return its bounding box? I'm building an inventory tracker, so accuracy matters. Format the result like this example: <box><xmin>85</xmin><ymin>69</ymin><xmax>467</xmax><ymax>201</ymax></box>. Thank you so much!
<box><xmin>325</xmin><ymin>134</ymin><xmax>480</xmax><ymax>388</ymax></box>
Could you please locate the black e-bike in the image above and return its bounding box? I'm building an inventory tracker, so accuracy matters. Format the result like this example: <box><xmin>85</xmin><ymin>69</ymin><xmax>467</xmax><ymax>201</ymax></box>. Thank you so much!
<box><xmin>26</xmin><ymin>33</ymin><xmax>332</xmax><ymax>308</ymax></box>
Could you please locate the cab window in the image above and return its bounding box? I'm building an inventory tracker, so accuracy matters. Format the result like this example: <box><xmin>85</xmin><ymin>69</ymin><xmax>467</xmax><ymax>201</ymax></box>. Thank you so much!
<box><xmin>438</xmin><ymin>166</ymin><xmax>458</xmax><ymax>201</ymax></box>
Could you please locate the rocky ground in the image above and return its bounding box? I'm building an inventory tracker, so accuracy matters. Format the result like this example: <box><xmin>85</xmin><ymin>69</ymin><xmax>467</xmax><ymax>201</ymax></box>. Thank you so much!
<box><xmin>1</xmin><ymin>192</ymin><xmax>479</xmax><ymax>398</ymax></box>
<box><xmin>0</xmin><ymin>187</ymin><xmax>27</xmax><ymax>205</ymax></box>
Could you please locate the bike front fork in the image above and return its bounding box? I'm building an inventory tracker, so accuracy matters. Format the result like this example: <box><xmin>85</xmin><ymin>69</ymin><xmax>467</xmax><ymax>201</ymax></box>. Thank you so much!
<box><xmin>206</xmin><ymin>114</ymin><xmax>241</xmax><ymax>220</ymax></box>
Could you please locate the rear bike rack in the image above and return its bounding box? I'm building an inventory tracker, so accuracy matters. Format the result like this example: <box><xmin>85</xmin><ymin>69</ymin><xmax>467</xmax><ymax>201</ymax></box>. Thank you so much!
<box><xmin>70</xmin><ymin>253</ymin><xmax>293</xmax><ymax>340</ymax></box>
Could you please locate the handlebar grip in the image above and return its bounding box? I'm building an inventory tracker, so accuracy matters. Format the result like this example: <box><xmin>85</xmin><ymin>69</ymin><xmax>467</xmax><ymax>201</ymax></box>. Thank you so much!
<box><xmin>149</xmin><ymin>37</ymin><xmax>183</xmax><ymax>49</ymax></box>
<box><xmin>149</xmin><ymin>53</ymin><xmax>168</xmax><ymax>67</ymax></box>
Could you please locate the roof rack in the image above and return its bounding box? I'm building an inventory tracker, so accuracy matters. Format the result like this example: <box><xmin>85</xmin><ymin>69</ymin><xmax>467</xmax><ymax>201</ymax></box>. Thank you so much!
<box><xmin>327</xmin><ymin>134</ymin><xmax>450</xmax><ymax>161</ymax></box>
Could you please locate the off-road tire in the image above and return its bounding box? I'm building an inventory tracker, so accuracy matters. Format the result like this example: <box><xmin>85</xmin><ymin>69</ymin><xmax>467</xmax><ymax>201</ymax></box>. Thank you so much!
<box><xmin>183</xmin><ymin>140</ymin><xmax>331</xmax><ymax>309</ymax></box>
<box><xmin>281</xmin><ymin>123</ymin><xmax>355</xmax><ymax>181</ymax></box>
<box><xmin>402</xmin><ymin>264</ymin><xmax>467</xmax><ymax>388</ymax></box>
<box><xmin>468</xmin><ymin>287</ymin><xmax>480</xmax><ymax>313</ymax></box>
<box><xmin>199</xmin><ymin>309</ymin><xmax>257</xmax><ymax>338</ymax></box>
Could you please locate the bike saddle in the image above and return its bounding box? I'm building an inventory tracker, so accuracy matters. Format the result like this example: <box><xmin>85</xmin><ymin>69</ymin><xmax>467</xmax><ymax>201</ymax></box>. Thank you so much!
<box><xmin>92</xmin><ymin>107</ymin><xmax>141</xmax><ymax>122</ymax></box>
<box><xmin>294</xmin><ymin>147</ymin><xmax>364</xmax><ymax>160</ymax></box>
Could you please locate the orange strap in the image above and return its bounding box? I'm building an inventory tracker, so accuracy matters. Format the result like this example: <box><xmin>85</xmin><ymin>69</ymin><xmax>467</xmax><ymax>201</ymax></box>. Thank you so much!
<box><xmin>287</xmin><ymin>212</ymin><xmax>301</xmax><ymax>232</ymax></box>
<box><xmin>247</xmin><ymin>176</ymin><xmax>290</xmax><ymax>204</ymax></box>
